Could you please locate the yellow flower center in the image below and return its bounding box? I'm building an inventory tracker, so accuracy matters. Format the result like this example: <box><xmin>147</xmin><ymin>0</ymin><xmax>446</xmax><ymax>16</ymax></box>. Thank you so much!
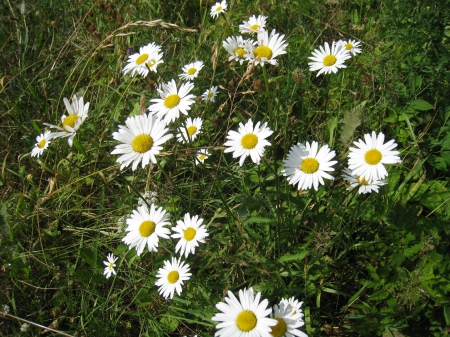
<box><xmin>301</xmin><ymin>158</ymin><xmax>319</xmax><ymax>173</ymax></box>
<box><xmin>164</xmin><ymin>94</ymin><xmax>181</xmax><ymax>109</ymax></box>
<box><xmin>132</xmin><ymin>134</ymin><xmax>153</xmax><ymax>153</ymax></box>
<box><xmin>234</xmin><ymin>48</ymin><xmax>247</xmax><ymax>59</ymax></box>
<box><xmin>216</xmin><ymin>6</ymin><xmax>222</xmax><ymax>11</ymax></box>
<box><xmin>62</xmin><ymin>115</ymin><xmax>79</xmax><ymax>132</ymax></box>
<box><xmin>199</xmin><ymin>154</ymin><xmax>207</xmax><ymax>161</ymax></box>
<box><xmin>138</xmin><ymin>220</ymin><xmax>155</xmax><ymax>237</ymax></box>
<box><xmin>38</xmin><ymin>139</ymin><xmax>47</xmax><ymax>148</ymax></box>
<box><xmin>208</xmin><ymin>92</ymin><xmax>214</xmax><ymax>98</ymax></box>
<box><xmin>183</xmin><ymin>227</ymin><xmax>196</xmax><ymax>241</ymax></box>
<box><xmin>236</xmin><ymin>310</ymin><xmax>257</xmax><ymax>332</ymax></box>
<box><xmin>136</xmin><ymin>53</ymin><xmax>149</xmax><ymax>65</ymax></box>
<box><xmin>187</xmin><ymin>126</ymin><xmax>197</xmax><ymax>136</ymax></box>
<box><xmin>254</xmin><ymin>45</ymin><xmax>273</xmax><ymax>61</ymax></box>
<box><xmin>364</xmin><ymin>149</ymin><xmax>382</xmax><ymax>165</ymax></box>
<box><xmin>108</xmin><ymin>262</ymin><xmax>114</xmax><ymax>270</ymax></box>
<box><xmin>250</xmin><ymin>24</ymin><xmax>260</xmax><ymax>30</ymax></box>
<box><xmin>147</xmin><ymin>59</ymin><xmax>156</xmax><ymax>67</ymax></box>
<box><xmin>167</xmin><ymin>270</ymin><xmax>179</xmax><ymax>284</ymax></box>
<box><xmin>345</xmin><ymin>43</ymin><xmax>353</xmax><ymax>50</ymax></box>
<box><xmin>323</xmin><ymin>55</ymin><xmax>337</xmax><ymax>66</ymax></box>
<box><xmin>187</xmin><ymin>67</ymin><xmax>197</xmax><ymax>75</ymax></box>
<box><xmin>241</xmin><ymin>133</ymin><xmax>258</xmax><ymax>149</ymax></box>
<box><xmin>270</xmin><ymin>318</ymin><xmax>287</xmax><ymax>337</ymax></box>
<box><xmin>357</xmin><ymin>176</ymin><xmax>369</xmax><ymax>185</ymax></box>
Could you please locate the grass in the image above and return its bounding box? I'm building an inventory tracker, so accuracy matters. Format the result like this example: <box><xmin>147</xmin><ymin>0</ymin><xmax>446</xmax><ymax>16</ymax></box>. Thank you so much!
<box><xmin>1</xmin><ymin>0</ymin><xmax>450</xmax><ymax>336</ymax></box>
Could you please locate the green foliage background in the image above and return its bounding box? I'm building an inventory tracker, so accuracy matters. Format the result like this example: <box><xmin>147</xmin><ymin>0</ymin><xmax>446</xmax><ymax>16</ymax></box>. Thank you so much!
<box><xmin>1</xmin><ymin>0</ymin><xmax>450</xmax><ymax>336</ymax></box>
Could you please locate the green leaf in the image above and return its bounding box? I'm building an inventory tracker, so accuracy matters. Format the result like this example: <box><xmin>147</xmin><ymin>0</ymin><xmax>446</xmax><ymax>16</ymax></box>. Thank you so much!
<box><xmin>408</xmin><ymin>99</ymin><xmax>433</xmax><ymax>111</ymax></box>
<box><xmin>160</xmin><ymin>316</ymin><xmax>179</xmax><ymax>332</ymax></box>
<box><xmin>278</xmin><ymin>251</ymin><xmax>308</xmax><ymax>263</ymax></box>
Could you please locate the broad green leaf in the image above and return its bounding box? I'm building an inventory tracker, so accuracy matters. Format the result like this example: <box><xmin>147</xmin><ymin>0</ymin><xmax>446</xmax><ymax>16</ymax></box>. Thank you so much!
<box><xmin>408</xmin><ymin>99</ymin><xmax>433</xmax><ymax>111</ymax></box>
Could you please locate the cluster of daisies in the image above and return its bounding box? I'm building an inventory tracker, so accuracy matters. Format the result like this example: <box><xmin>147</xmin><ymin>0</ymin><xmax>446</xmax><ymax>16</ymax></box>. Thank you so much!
<box><xmin>212</xmin><ymin>287</ymin><xmax>308</xmax><ymax>337</ymax></box>
<box><xmin>104</xmin><ymin>207</ymin><xmax>208</xmax><ymax>300</ymax></box>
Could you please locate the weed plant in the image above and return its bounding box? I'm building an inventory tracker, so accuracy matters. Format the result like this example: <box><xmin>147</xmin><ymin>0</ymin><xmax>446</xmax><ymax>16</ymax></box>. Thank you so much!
<box><xmin>1</xmin><ymin>0</ymin><xmax>450</xmax><ymax>336</ymax></box>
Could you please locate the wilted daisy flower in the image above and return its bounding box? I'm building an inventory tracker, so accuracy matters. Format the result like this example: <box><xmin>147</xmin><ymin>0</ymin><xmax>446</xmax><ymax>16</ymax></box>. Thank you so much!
<box><xmin>179</xmin><ymin>61</ymin><xmax>204</xmax><ymax>80</ymax></box>
<box><xmin>270</xmin><ymin>303</ymin><xmax>308</xmax><ymax>337</ymax></box>
<box><xmin>31</xmin><ymin>130</ymin><xmax>53</xmax><ymax>158</ymax></box>
<box><xmin>224</xmin><ymin>119</ymin><xmax>273</xmax><ymax>166</ymax></box>
<box><xmin>122</xmin><ymin>204</ymin><xmax>171</xmax><ymax>256</ymax></box>
<box><xmin>245</xmin><ymin>29</ymin><xmax>288</xmax><ymax>67</ymax></box>
<box><xmin>308</xmin><ymin>41</ymin><xmax>351</xmax><ymax>76</ymax></box>
<box><xmin>212</xmin><ymin>287</ymin><xmax>277</xmax><ymax>337</ymax></box>
<box><xmin>196</xmin><ymin>149</ymin><xmax>210</xmax><ymax>163</ymax></box>
<box><xmin>342</xmin><ymin>167</ymin><xmax>387</xmax><ymax>194</ymax></box>
<box><xmin>171</xmin><ymin>213</ymin><xmax>209</xmax><ymax>258</ymax></box>
<box><xmin>122</xmin><ymin>42</ymin><xmax>163</xmax><ymax>77</ymax></box>
<box><xmin>103</xmin><ymin>253</ymin><xmax>118</xmax><ymax>279</ymax></box>
<box><xmin>223</xmin><ymin>36</ymin><xmax>249</xmax><ymax>65</ymax></box>
<box><xmin>202</xmin><ymin>86</ymin><xmax>219</xmax><ymax>102</ymax></box>
<box><xmin>280</xmin><ymin>297</ymin><xmax>305</xmax><ymax>322</ymax></box>
<box><xmin>155</xmin><ymin>257</ymin><xmax>191</xmax><ymax>299</ymax></box>
<box><xmin>282</xmin><ymin>141</ymin><xmax>337</xmax><ymax>191</ymax></box>
<box><xmin>177</xmin><ymin>117</ymin><xmax>203</xmax><ymax>144</ymax></box>
<box><xmin>239</xmin><ymin>15</ymin><xmax>267</xmax><ymax>34</ymax></box>
<box><xmin>148</xmin><ymin>79</ymin><xmax>196</xmax><ymax>124</ymax></box>
<box><xmin>44</xmin><ymin>94</ymin><xmax>89</xmax><ymax>147</ymax></box>
<box><xmin>348</xmin><ymin>131</ymin><xmax>401</xmax><ymax>182</ymax></box>
<box><xmin>337</xmin><ymin>39</ymin><xmax>362</xmax><ymax>56</ymax></box>
<box><xmin>210</xmin><ymin>0</ymin><xmax>227</xmax><ymax>19</ymax></box>
<box><xmin>111</xmin><ymin>113</ymin><xmax>172</xmax><ymax>171</ymax></box>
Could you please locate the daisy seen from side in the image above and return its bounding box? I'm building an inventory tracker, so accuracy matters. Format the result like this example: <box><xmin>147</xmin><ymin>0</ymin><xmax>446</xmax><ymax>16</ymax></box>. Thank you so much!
<box><xmin>282</xmin><ymin>141</ymin><xmax>337</xmax><ymax>191</ymax></box>
<box><xmin>44</xmin><ymin>94</ymin><xmax>89</xmax><ymax>147</ymax></box>
<box><xmin>202</xmin><ymin>86</ymin><xmax>219</xmax><ymax>102</ymax></box>
<box><xmin>342</xmin><ymin>167</ymin><xmax>387</xmax><ymax>194</ymax></box>
<box><xmin>196</xmin><ymin>149</ymin><xmax>210</xmax><ymax>163</ymax></box>
<box><xmin>224</xmin><ymin>119</ymin><xmax>273</xmax><ymax>166</ymax></box>
<box><xmin>31</xmin><ymin>130</ymin><xmax>53</xmax><ymax>158</ymax></box>
<box><xmin>122</xmin><ymin>42</ymin><xmax>163</xmax><ymax>77</ymax></box>
<box><xmin>155</xmin><ymin>257</ymin><xmax>191</xmax><ymax>299</ymax></box>
<box><xmin>244</xmin><ymin>29</ymin><xmax>288</xmax><ymax>67</ymax></box>
<box><xmin>210</xmin><ymin>0</ymin><xmax>227</xmax><ymax>19</ymax></box>
<box><xmin>148</xmin><ymin>79</ymin><xmax>196</xmax><ymax>124</ymax></box>
<box><xmin>212</xmin><ymin>287</ymin><xmax>277</xmax><ymax>337</ymax></box>
<box><xmin>279</xmin><ymin>297</ymin><xmax>305</xmax><ymax>323</ymax></box>
<box><xmin>223</xmin><ymin>36</ymin><xmax>249</xmax><ymax>65</ymax></box>
<box><xmin>111</xmin><ymin>113</ymin><xmax>173</xmax><ymax>171</ymax></box>
<box><xmin>347</xmin><ymin>131</ymin><xmax>401</xmax><ymax>182</ymax></box>
<box><xmin>337</xmin><ymin>39</ymin><xmax>362</xmax><ymax>56</ymax></box>
<box><xmin>179</xmin><ymin>61</ymin><xmax>204</xmax><ymax>80</ymax></box>
<box><xmin>103</xmin><ymin>253</ymin><xmax>118</xmax><ymax>279</ymax></box>
<box><xmin>177</xmin><ymin>117</ymin><xmax>203</xmax><ymax>144</ymax></box>
<box><xmin>122</xmin><ymin>204</ymin><xmax>171</xmax><ymax>256</ymax></box>
<box><xmin>308</xmin><ymin>41</ymin><xmax>351</xmax><ymax>76</ymax></box>
<box><xmin>239</xmin><ymin>15</ymin><xmax>267</xmax><ymax>35</ymax></box>
<box><xmin>270</xmin><ymin>303</ymin><xmax>308</xmax><ymax>337</ymax></box>
<box><xmin>171</xmin><ymin>213</ymin><xmax>209</xmax><ymax>258</ymax></box>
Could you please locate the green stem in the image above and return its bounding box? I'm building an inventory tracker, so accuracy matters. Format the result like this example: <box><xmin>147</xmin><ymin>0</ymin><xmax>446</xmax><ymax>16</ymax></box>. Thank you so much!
<box><xmin>262</xmin><ymin>65</ymin><xmax>274</xmax><ymax>129</ymax></box>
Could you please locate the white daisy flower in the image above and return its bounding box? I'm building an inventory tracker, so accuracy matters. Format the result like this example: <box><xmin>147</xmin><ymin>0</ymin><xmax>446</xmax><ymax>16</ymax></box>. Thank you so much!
<box><xmin>337</xmin><ymin>39</ymin><xmax>362</xmax><ymax>56</ymax></box>
<box><xmin>210</xmin><ymin>0</ymin><xmax>227</xmax><ymax>19</ymax></box>
<box><xmin>308</xmin><ymin>41</ymin><xmax>351</xmax><ymax>76</ymax></box>
<box><xmin>177</xmin><ymin>117</ymin><xmax>203</xmax><ymax>144</ymax></box>
<box><xmin>202</xmin><ymin>86</ymin><xmax>219</xmax><ymax>102</ymax></box>
<box><xmin>122</xmin><ymin>42</ymin><xmax>164</xmax><ymax>77</ymax></box>
<box><xmin>111</xmin><ymin>113</ymin><xmax>173</xmax><ymax>171</ymax></box>
<box><xmin>155</xmin><ymin>257</ymin><xmax>191</xmax><ymax>299</ymax></box>
<box><xmin>212</xmin><ymin>287</ymin><xmax>277</xmax><ymax>337</ymax></box>
<box><xmin>31</xmin><ymin>130</ymin><xmax>53</xmax><ymax>158</ymax></box>
<box><xmin>244</xmin><ymin>29</ymin><xmax>288</xmax><ymax>67</ymax></box>
<box><xmin>148</xmin><ymin>79</ymin><xmax>196</xmax><ymax>124</ymax></box>
<box><xmin>279</xmin><ymin>297</ymin><xmax>305</xmax><ymax>322</ymax></box>
<box><xmin>171</xmin><ymin>213</ymin><xmax>209</xmax><ymax>258</ymax></box>
<box><xmin>179</xmin><ymin>61</ymin><xmax>204</xmax><ymax>80</ymax></box>
<box><xmin>44</xmin><ymin>94</ymin><xmax>89</xmax><ymax>147</ymax></box>
<box><xmin>347</xmin><ymin>131</ymin><xmax>401</xmax><ymax>182</ymax></box>
<box><xmin>103</xmin><ymin>253</ymin><xmax>118</xmax><ymax>279</ymax></box>
<box><xmin>224</xmin><ymin>119</ymin><xmax>273</xmax><ymax>166</ymax></box>
<box><xmin>342</xmin><ymin>167</ymin><xmax>387</xmax><ymax>194</ymax></box>
<box><xmin>282</xmin><ymin>141</ymin><xmax>337</xmax><ymax>191</ymax></box>
<box><xmin>239</xmin><ymin>15</ymin><xmax>267</xmax><ymax>34</ymax></box>
<box><xmin>196</xmin><ymin>149</ymin><xmax>210</xmax><ymax>163</ymax></box>
<box><xmin>122</xmin><ymin>204</ymin><xmax>171</xmax><ymax>256</ymax></box>
<box><xmin>223</xmin><ymin>36</ymin><xmax>249</xmax><ymax>65</ymax></box>
<box><xmin>270</xmin><ymin>303</ymin><xmax>308</xmax><ymax>337</ymax></box>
